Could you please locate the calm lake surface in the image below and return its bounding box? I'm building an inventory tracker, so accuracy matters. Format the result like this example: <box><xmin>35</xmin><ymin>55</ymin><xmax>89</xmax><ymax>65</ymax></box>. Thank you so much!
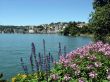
<box><xmin>0</xmin><ymin>34</ymin><xmax>92</xmax><ymax>80</ymax></box>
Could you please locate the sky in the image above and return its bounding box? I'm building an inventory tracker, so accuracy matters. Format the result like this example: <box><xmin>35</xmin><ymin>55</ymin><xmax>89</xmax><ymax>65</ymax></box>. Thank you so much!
<box><xmin>0</xmin><ymin>0</ymin><xmax>93</xmax><ymax>25</ymax></box>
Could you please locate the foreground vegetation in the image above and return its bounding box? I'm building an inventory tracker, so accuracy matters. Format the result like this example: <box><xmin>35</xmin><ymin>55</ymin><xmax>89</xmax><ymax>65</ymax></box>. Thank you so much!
<box><xmin>11</xmin><ymin>41</ymin><xmax>110</xmax><ymax>82</ymax></box>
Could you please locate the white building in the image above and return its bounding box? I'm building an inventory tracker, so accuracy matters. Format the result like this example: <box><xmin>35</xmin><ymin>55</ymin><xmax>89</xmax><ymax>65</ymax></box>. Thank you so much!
<box><xmin>29</xmin><ymin>26</ymin><xmax>34</xmax><ymax>33</ymax></box>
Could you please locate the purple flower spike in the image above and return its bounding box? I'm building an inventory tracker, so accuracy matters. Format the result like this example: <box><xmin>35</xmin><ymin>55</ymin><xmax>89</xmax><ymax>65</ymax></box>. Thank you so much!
<box><xmin>43</xmin><ymin>39</ymin><xmax>46</xmax><ymax>57</ymax></box>
<box><xmin>20</xmin><ymin>57</ymin><xmax>28</xmax><ymax>74</ymax></box>
<box><xmin>51</xmin><ymin>55</ymin><xmax>54</xmax><ymax>63</ymax></box>
<box><xmin>38</xmin><ymin>53</ymin><xmax>43</xmax><ymax>71</ymax></box>
<box><xmin>64</xmin><ymin>46</ymin><xmax>67</xmax><ymax>58</ymax></box>
<box><xmin>58</xmin><ymin>42</ymin><xmax>62</xmax><ymax>59</ymax></box>
<box><xmin>31</xmin><ymin>42</ymin><xmax>39</xmax><ymax>71</ymax></box>
<box><xmin>24</xmin><ymin>65</ymin><xmax>28</xmax><ymax>74</ymax></box>
<box><xmin>30</xmin><ymin>54</ymin><xmax>34</xmax><ymax>72</ymax></box>
<box><xmin>32</xmin><ymin>42</ymin><xmax>36</xmax><ymax>55</ymax></box>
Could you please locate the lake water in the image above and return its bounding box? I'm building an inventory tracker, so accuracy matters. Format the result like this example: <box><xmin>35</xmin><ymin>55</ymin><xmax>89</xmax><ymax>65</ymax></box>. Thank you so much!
<box><xmin>0</xmin><ymin>34</ymin><xmax>92</xmax><ymax>80</ymax></box>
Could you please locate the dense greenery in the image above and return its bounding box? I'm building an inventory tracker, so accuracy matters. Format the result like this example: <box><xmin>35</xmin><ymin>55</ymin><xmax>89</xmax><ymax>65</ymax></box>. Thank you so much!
<box><xmin>63</xmin><ymin>22</ymin><xmax>94</xmax><ymax>36</ymax></box>
<box><xmin>93</xmin><ymin>0</ymin><xmax>110</xmax><ymax>9</ymax></box>
<box><xmin>63</xmin><ymin>22</ymin><xmax>80</xmax><ymax>36</ymax></box>
<box><xmin>89</xmin><ymin>0</ymin><xmax>110</xmax><ymax>42</ymax></box>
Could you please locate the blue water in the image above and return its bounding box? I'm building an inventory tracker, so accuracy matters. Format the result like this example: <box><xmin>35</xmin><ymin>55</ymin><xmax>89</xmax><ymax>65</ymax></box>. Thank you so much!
<box><xmin>0</xmin><ymin>34</ymin><xmax>92</xmax><ymax>80</ymax></box>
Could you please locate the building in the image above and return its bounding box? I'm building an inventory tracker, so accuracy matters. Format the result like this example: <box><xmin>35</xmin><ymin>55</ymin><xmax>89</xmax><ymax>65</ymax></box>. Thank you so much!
<box><xmin>29</xmin><ymin>26</ymin><xmax>34</xmax><ymax>33</ymax></box>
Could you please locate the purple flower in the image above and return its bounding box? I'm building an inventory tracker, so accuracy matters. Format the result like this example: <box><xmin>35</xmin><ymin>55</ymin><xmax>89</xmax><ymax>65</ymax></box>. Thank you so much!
<box><xmin>20</xmin><ymin>57</ymin><xmax>28</xmax><ymax>74</ymax></box>
<box><xmin>30</xmin><ymin>54</ymin><xmax>34</xmax><ymax>72</ymax></box>
<box><xmin>31</xmin><ymin>43</ymin><xmax>36</xmax><ymax>55</ymax></box>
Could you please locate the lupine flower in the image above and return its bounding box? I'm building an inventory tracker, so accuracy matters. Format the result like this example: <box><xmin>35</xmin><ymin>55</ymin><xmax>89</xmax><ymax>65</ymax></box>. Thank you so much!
<box><xmin>47</xmin><ymin>53</ymin><xmax>51</xmax><ymax>71</ymax></box>
<box><xmin>57</xmin><ymin>42</ymin><xmax>62</xmax><ymax>61</ymax></box>
<box><xmin>30</xmin><ymin>54</ymin><xmax>34</xmax><ymax>72</ymax></box>
<box><xmin>51</xmin><ymin>55</ymin><xmax>54</xmax><ymax>63</ymax></box>
<box><xmin>64</xmin><ymin>46</ymin><xmax>67</xmax><ymax>58</ymax></box>
<box><xmin>31</xmin><ymin>43</ymin><xmax>36</xmax><ymax>55</ymax></box>
<box><xmin>64</xmin><ymin>74</ymin><xmax>71</xmax><ymax>81</ymax></box>
<box><xmin>20</xmin><ymin>57</ymin><xmax>28</xmax><ymax>74</ymax></box>
<box><xmin>89</xmin><ymin>71</ymin><xmax>97</xmax><ymax>78</ymax></box>
<box><xmin>38</xmin><ymin>53</ymin><xmax>42</xmax><ymax>65</ymax></box>
<box><xmin>43</xmin><ymin>39</ymin><xmax>46</xmax><ymax>57</ymax></box>
<box><xmin>31</xmin><ymin>43</ymin><xmax>40</xmax><ymax>71</ymax></box>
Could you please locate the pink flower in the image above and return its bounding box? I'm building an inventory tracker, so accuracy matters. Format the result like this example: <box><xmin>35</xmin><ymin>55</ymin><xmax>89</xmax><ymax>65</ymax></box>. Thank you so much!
<box><xmin>94</xmin><ymin>62</ymin><xmax>102</xmax><ymax>67</ymax></box>
<box><xmin>107</xmin><ymin>74</ymin><xmax>110</xmax><ymax>80</ymax></box>
<box><xmin>64</xmin><ymin>74</ymin><xmax>71</xmax><ymax>81</ymax></box>
<box><xmin>50</xmin><ymin>74</ymin><xmax>59</xmax><ymax>80</ymax></box>
<box><xmin>89</xmin><ymin>71</ymin><xmax>97</xmax><ymax>78</ymax></box>
<box><xmin>70</xmin><ymin>63</ymin><xmax>78</xmax><ymax>70</ymax></box>
<box><xmin>87</xmin><ymin>55</ymin><xmax>96</xmax><ymax>61</ymax></box>
<box><xmin>87</xmin><ymin>64</ymin><xmax>94</xmax><ymax>69</ymax></box>
<box><xmin>75</xmin><ymin>69</ymin><xmax>80</xmax><ymax>75</ymax></box>
<box><xmin>78</xmin><ymin>78</ymin><xmax>85</xmax><ymax>82</ymax></box>
<box><xmin>106</xmin><ymin>68</ymin><xmax>110</xmax><ymax>75</ymax></box>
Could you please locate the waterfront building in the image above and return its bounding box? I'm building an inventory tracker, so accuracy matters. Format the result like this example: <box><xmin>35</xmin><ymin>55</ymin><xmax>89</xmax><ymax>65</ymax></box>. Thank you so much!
<box><xmin>29</xmin><ymin>26</ymin><xmax>34</xmax><ymax>33</ymax></box>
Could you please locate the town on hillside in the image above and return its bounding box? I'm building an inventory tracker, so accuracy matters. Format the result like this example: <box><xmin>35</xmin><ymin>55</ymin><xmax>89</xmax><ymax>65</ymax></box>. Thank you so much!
<box><xmin>0</xmin><ymin>22</ymin><xmax>86</xmax><ymax>34</ymax></box>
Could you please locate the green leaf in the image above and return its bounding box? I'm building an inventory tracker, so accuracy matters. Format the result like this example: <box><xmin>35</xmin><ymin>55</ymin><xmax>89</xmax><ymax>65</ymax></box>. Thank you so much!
<box><xmin>102</xmin><ymin>80</ymin><xmax>108</xmax><ymax>82</ymax></box>
<box><xmin>70</xmin><ymin>79</ymin><xmax>77</xmax><ymax>82</ymax></box>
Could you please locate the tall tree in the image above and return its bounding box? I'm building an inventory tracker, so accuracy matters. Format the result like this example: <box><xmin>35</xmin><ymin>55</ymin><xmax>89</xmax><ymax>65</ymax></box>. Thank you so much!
<box><xmin>89</xmin><ymin>0</ymin><xmax>110</xmax><ymax>42</ymax></box>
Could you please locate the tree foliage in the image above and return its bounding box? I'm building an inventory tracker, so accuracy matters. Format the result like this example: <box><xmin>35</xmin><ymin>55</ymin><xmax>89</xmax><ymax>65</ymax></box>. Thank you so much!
<box><xmin>89</xmin><ymin>0</ymin><xmax>110</xmax><ymax>42</ymax></box>
<box><xmin>93</xmin><ymin>0</ymin><xmax>110</xmax><ymax>9</ymax></box>
<box><xmin>63</xmin><ymin>22</ymin><xmax>80</xmax><ymax>36</ymax></box>
<box><xmin>63</xmin><ymin>21</ymin><xmax>94</xmax><ymax>36</ymax></box>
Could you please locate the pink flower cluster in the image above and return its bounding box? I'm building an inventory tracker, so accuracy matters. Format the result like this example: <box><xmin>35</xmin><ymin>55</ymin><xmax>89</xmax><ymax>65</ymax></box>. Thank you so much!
<box><xmin>65</xmin><ymin>41</ymin><xmax>110</xmax><ymax>61</ymax></box>
<box><xmin>64</xmin><ymin>74</ymin><xmax>71</xmax><ymax>81</ymax></box>
<box><xmin>58</xmin><ymin>41</ymin><xmax>110</xmax><ymax>80</ymax></box>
